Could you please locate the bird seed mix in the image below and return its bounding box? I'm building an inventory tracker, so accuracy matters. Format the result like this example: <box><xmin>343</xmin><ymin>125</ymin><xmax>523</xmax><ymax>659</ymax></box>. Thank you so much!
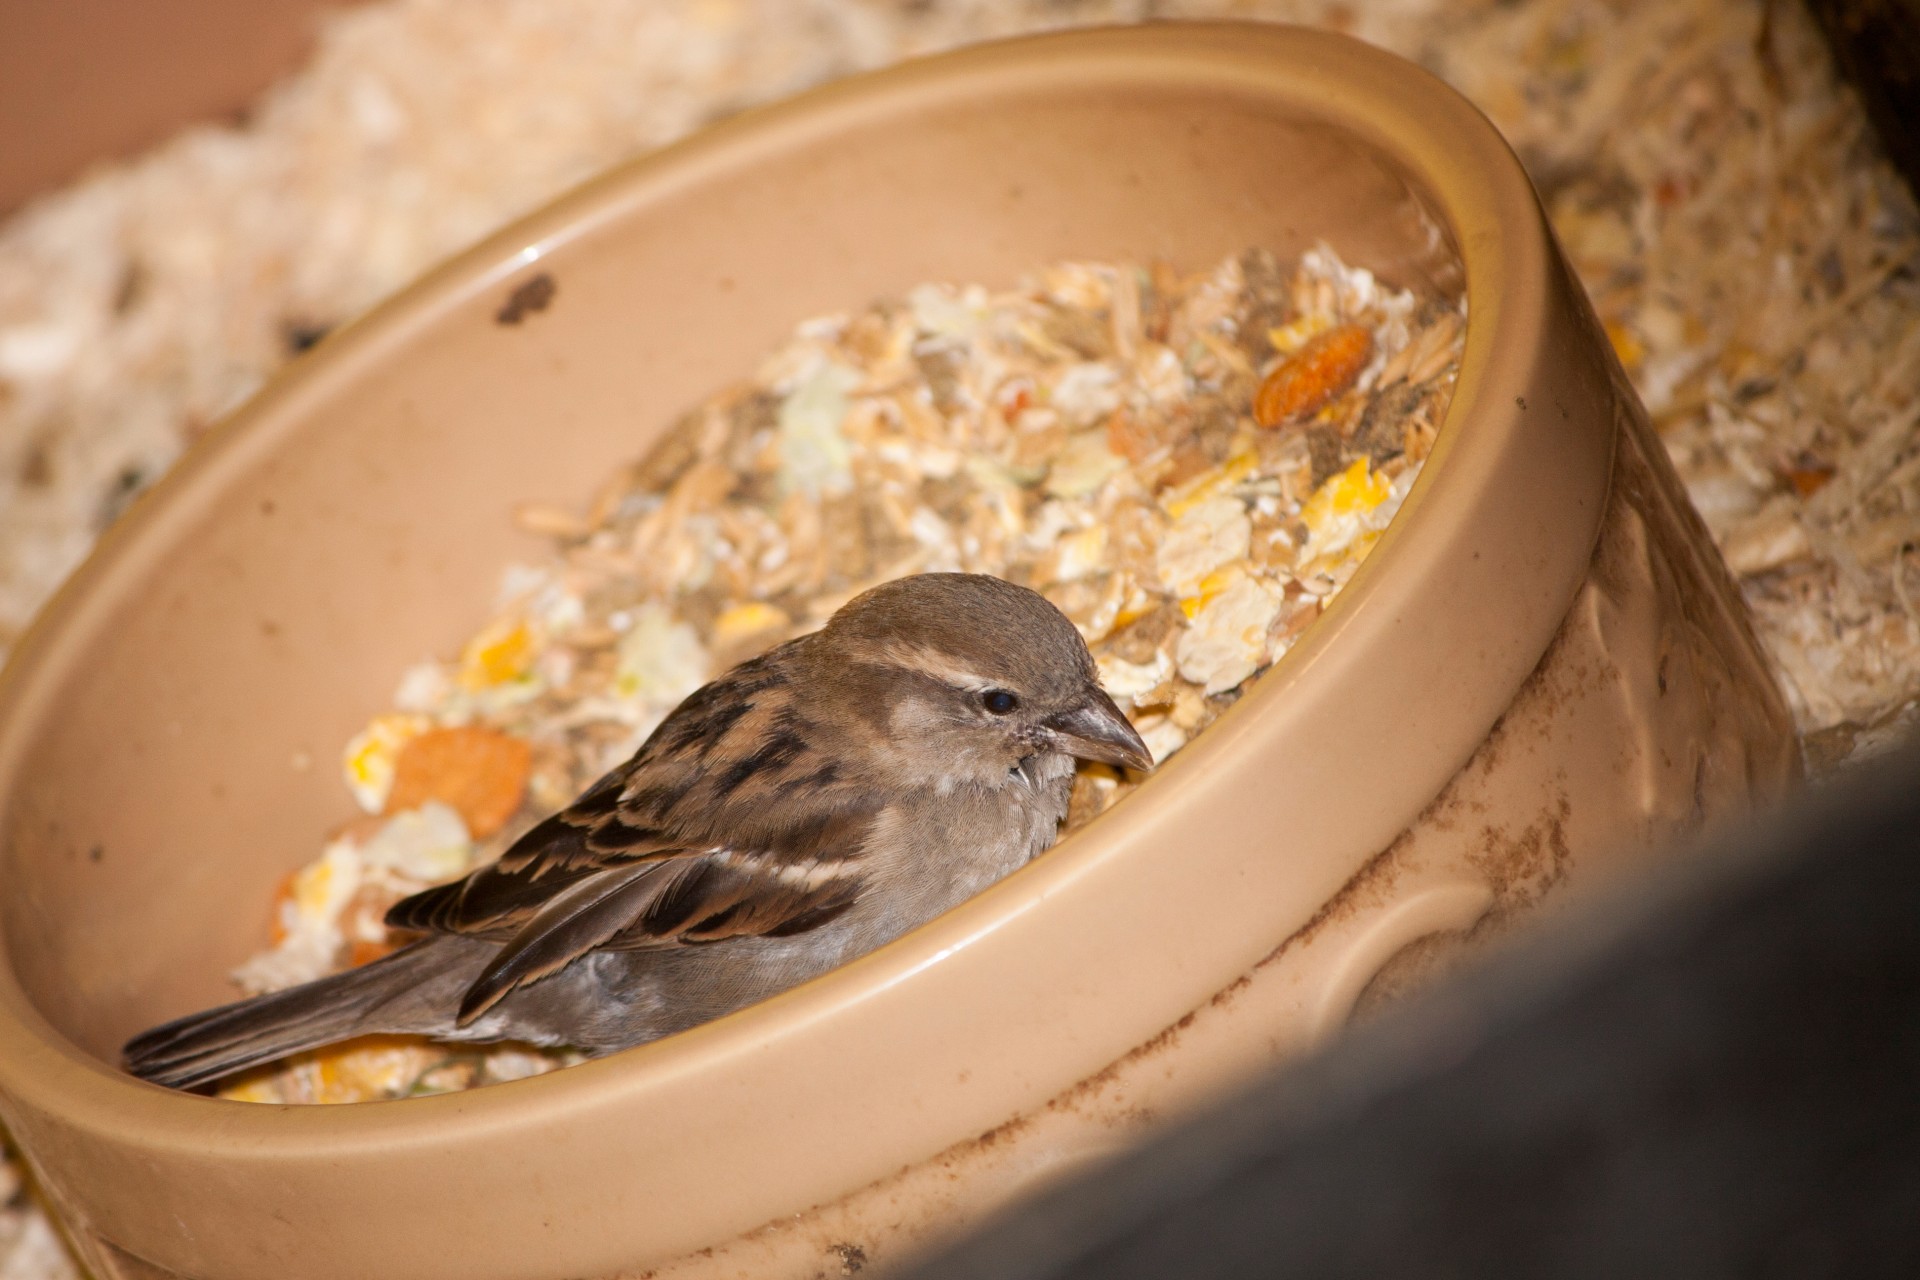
<box><xmin>217</xmin><ymin>244</ymin><xmax>1460</xmax><ymax>1104</ymax></box>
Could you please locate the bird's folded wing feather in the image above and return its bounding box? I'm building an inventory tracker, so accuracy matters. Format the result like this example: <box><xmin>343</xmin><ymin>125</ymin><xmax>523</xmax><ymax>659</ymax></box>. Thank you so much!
<box><xmin>381</xmin><ymin>639</ymin><xmax>881</xmax><ymax>1021</ymax></box>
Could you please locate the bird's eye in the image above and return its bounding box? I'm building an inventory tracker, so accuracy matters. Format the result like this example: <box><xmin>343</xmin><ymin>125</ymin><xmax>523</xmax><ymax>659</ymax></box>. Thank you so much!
<box><xmin>982</xmin><ymin>689</ymin><xmax>1019</xmax><ymax>715</ymax></box>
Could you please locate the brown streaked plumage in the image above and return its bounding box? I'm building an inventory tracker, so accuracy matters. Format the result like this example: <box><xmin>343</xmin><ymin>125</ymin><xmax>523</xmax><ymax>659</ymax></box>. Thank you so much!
<box><xmin>124</xmin><ymin>573</ymin><xmax>1152</xmax><ymax>1090</ymax></box>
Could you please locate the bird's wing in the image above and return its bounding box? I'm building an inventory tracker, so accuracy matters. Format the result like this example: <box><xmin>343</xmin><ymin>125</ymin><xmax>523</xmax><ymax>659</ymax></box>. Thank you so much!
<box><xmin>381</xmin><ymin>639</ymin><xmax>880</xmax><ymax>1023</ymax></box>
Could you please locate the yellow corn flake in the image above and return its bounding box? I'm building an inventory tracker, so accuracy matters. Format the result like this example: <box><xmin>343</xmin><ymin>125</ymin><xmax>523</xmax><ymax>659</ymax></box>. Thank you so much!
<box><xmin>1302</xmin><ymin>458</ymin><xmax>1390</xmax><ymax>535</ymax></box>
<box><xmin>711</xmin><ymin>601</ymin><xmax>790</xmax><ymax>649</ymax></box>
<box><xmin>458</xmin><ymin>616</ymin><xmax>538</xmax><ymax>690</ymax></box>
<box><xmin>341</xmin><ymin>712</ymin><xmax>430</xmax><ymax>812</ymax></box>
<box><xmin>1178</xmin><ymin>566</ymin><xmax>1242</xmax><ymax>620</ymax></box>
<box><xmin>290</xmin><ymin>840</ymin><xmax>361</xmax><ymax>931</ymax></box>
<box><xmin>226</xmin><ymin>1042</ymin><xmax>442</xmax><ymax>1105</ymax></box>
<box><xmin>218</xmin><ymin>1042</ymin><xmax>446</xmax><ymax>1106</ymax></box>
<box><xmin>1110</xmin><ymin>589</ymin><xmax>1160</xmax><ymax>630</ymax></box>
<box><xmin>1177</xmin><ymin>571</ymin><xmax>1284</xmax><ymax>695</ymax></box>
<box><xmin>1298</xmin><ymin>459</ymin><xmax>1398</xmax><ymax>575</ymax></box>
<box><xmin>218</xmin><ymin>1076</ymin><xmax>285</xmax><ymax>1105</ymax></box>
<box><xmin>1311</xmin><ymin>458</ymin><xmax>1391</xmax><ymax>518</ymax></box>
<box><xmin>1164</xmin><ymin>449</ymin><xmax>1258</xmax><ymax>519</ymax></box>
<box><xmin>1605</xmin><ymin>319</ymin><xmax>1645</xmax><ymax>372</ymax></box>
<box><xmin>1266</xmin><ymin>312</ymin><xmax>1334</xmax><ymax>356</ymax></box>
<box><xmin>1197</xmin><ymin>565</ymin><xmax>1242</xmax><ymax>596</ymax></box>
<box><xmin>309</xmin><ymin>1043</ymin><xmax>442</xmax><ymax>1104</ymax></box>
<box><xmin>1159</xmin><ymin>497</ymin><xmax>1252</xmax><ymax>598</ymax></box>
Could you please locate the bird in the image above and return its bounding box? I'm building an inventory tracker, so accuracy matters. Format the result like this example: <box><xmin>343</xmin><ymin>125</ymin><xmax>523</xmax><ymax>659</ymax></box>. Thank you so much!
<box><xmin>125</xmin><ymin>573</ymin><xmax>1153</xmax><ymax>1090</ymax></box>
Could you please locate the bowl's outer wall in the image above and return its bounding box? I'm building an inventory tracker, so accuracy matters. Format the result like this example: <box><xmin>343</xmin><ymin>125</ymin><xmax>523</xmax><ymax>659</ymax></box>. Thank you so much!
<box><xmin>0</xmin><ymin>25</ymin><xmax>1783</xmax><ymax>1280</ymax></box>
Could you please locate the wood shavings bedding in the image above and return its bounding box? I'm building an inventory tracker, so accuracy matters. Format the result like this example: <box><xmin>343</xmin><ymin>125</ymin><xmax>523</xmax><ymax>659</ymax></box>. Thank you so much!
<box><xmin>1417</xmin><ymin>0</ymin><xmax>1920</xmax><ymax>743</ymax></box>
<box><xmin>215</xmin><ymin>244</ymin><xmax>1460</xmax><ymax>1104</ymax></box>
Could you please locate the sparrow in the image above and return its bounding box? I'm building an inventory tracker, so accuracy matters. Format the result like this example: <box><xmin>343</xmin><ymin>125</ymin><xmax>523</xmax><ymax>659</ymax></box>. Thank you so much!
<box><xmin>125</xmin><ymin>573</ymin><xmax>1152</xmax><ymax>1090</ymax></box>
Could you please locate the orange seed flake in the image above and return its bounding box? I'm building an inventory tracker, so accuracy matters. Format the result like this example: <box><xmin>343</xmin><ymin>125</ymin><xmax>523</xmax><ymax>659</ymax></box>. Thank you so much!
<box><xmin>384</xmin><ymin>725</ymin><xmax>532</xmax><ymax>838</ymax></box>
<box><xmin>349</xmin><ymin>937</ymin><xmax>403</xmax><ymax>968</ymax></box>
<box><xmin>1254</xmin><ymin>322</ymin><xmax>1374</xmax><ymax>428</ymax></box>
<box><xmin>1785</xmin><ymin>466</ymin><xmax>1835</xmax><ymax>499</ymax></box>
<box><xmin>1105</xmin><ymin>407</ymin><xmax>1159</xmax><ymax>463</ymax></box>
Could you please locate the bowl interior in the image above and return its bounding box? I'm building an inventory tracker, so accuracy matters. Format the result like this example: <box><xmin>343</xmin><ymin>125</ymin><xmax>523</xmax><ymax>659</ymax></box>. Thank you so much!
<box><xmin>0</xmin><ymin>51</ymin><xmax>1463</xmax><ymax>1065</ymax></box>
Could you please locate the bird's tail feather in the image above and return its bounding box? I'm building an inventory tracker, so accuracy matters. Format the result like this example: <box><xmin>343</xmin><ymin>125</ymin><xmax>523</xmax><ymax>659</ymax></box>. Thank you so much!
<box><xmin>122</xmin><ymin>940</ymin><xmax>465</xmax><ymax>1091</ymax></box>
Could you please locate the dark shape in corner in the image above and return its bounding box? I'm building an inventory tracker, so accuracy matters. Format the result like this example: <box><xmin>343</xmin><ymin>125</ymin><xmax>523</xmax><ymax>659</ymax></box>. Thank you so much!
<box><xmin>496</xmin><ymin>273</ymin><xmax>558</xmax><ymax>326</ymax></box>
<box><xmin>1802</xmin><ymin>0</ymin><xmax>1920</xmax><ymax>199</ymax></box>
<box><xmin>96</xmin><ymin>465</ymin><xmax>148</xmax><ymax>529</ymax></box>
<box><xmin>281</xmin><ymin>318</ymin><xmax>332</xmax><ymax>355</ymax></box>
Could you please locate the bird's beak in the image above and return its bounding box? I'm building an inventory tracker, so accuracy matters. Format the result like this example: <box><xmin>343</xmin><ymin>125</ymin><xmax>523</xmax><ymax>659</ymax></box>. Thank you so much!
<box><xmin>1042</xmin><ymin>687</ymin><xmax>1155</xmax><ymax>772</ymax></box>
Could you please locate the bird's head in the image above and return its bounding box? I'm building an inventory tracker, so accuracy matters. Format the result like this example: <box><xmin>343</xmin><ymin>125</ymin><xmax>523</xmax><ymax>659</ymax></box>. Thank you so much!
<box><xmin>814</xmin><ymin>574</ymin><xmax>1153</xmax><ymax>788</ymax></box>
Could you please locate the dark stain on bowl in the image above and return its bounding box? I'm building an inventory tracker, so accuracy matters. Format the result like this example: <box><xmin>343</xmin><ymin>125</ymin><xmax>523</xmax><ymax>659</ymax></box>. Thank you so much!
<box><xmin>496</xmin><ymin>272</ymin><xmax>558</xmax><ymax>325</ymax></box>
